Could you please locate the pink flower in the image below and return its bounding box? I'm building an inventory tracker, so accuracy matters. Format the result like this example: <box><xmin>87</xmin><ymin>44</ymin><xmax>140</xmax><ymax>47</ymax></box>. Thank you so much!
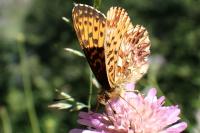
<box><xmin>70</xmin><ymin>84</ymin><xmax>187</xmax><ymax>133</ymax></box>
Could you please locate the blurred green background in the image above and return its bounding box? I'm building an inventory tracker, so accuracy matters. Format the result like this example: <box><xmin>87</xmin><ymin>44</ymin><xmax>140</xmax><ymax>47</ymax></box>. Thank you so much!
<box><xmin>0</xmin><ymin>0</ymin><xmax>200</xmax><ymax>132</ymax></box>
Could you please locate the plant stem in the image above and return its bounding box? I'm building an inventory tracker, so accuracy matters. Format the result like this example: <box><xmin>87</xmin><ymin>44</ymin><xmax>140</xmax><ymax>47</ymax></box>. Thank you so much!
<box><xmin>18</xmin><ymin>39</ymin><xmax>41</xmax><ymax>133</ymax></box>
<box><xmin>93</xmin><ymin>0</ymin><xmax>102</xmax><ymax>9</ymax></box>
<box><xmin>0</xmin><ymin>107</ymin><xmax>12</xmax><ymax>133</ymax></box>
<box><xmin>148</xmin><ymin>73</ymin><xmax>172</xmax><ymax>105</ymax></box>
<box><xmin>88</xmin><ymin>69</ymin><xmax>93</xmax><ymax>111</ymax></box>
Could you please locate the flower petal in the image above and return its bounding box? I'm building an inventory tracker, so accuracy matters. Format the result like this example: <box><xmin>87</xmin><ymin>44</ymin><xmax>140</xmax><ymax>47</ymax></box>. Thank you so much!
<box><xmin>163</xmin><ymin>122</ymin><xmax>187</xmax><ymax>133</ymax></box>
<box><xmin>69</xmin><ymin>129</ymin><xmax>102</xmax><ymax>133</ymax></box>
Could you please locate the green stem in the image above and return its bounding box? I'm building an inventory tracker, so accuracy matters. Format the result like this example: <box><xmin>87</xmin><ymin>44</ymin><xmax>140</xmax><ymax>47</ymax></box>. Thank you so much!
<box><xmin>0</xmin><ymin>107</ymin><xmax>12</xmax><ymax>133</ymax></box>
<box><xmin>88</xmin><ymin>69</ymin><xmax>93</xmax><ymax>111</ymax></box>
<box><xmin>93</xmin><ymin>0</ymin><xmax>102</xmax><ymax>9</ymax></box>
<box><xmin>148</xmin><ymin>74</ymin><xmax>172</xmax><ymax>105</ymax></box>
<box><xmin>18</xmin><ymin>42</ymin><xmax>41</xmax><ymax>133</ymax></box>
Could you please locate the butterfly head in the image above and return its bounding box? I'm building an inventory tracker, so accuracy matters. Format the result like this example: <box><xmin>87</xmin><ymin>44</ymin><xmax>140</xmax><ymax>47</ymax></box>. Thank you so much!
<box><xmin>97</xmin><ymin>85</ymin><xmax>124</xmax><ymax>105</ymax></box>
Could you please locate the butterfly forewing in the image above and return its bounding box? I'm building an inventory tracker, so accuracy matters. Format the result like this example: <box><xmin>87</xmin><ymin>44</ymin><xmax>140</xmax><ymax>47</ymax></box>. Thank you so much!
<box><xmin>72</xmin><ymin>4</ymin><xmax>110</xmax><ymax>89</ymax></box>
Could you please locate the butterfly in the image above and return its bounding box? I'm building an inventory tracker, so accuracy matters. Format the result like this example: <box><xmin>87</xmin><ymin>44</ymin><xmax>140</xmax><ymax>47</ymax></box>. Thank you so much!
<box><xmin>72</xmin><ymin>3</ymin><xmax>150</xmax><ymax>104</ymax></box>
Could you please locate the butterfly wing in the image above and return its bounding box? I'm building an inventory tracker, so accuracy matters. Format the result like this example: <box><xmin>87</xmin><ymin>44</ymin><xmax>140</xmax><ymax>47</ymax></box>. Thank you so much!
<box><xmin>104</xmin><ymin>7</ymin><xmax>134</xmax><ymax>88</ymax></box>
<box><xmin>105</xmin><ymin>7</ymin><xmax>150</xmax><ymax>87</ymax></box>
<box><xmin>72</xmin><ymin>4</ymin><xmax>110</xmax><ymax>89</ymax></box>
<box><xmin>115</xmin><ymin>25</ymin><xmax>150</xmax><ymax>84</ymax></box>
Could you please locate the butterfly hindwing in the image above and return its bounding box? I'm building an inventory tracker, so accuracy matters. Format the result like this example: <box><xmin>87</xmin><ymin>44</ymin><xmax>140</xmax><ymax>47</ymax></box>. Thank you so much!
<box><xmin>72</xmin><ymin>4</ymin><xmax>110</xmax><ymax>89</ymax></box>
<box><xmin>115</xmin><ymin>25</ymin><xmax>150</xmax><ymax>84</ymax></box>
<box><xmin>105</xmin><ymin>7</ymin><xmax>150</xmax><ymax>87</ymax></box>
<box><xmin>104</xmin><ymin>7</ymin><xmax>134</xmax><ymax>88</ymax></box>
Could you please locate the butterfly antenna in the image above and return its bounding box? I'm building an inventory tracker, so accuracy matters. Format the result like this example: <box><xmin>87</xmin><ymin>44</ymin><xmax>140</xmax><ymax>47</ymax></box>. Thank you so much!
<box><xmin>125</xmin><ymin>88</ymin><xmax>140</xmax><ymax>94</ymax></box>
<box><xmin>119</xmin><ymin>95</ymin><xmax>143</xmax><ymax>124</ymax></box>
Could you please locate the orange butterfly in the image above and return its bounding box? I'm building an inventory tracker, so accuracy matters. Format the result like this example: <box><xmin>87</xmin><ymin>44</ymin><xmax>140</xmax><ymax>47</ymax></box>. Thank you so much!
<box><xmin>72</xmin><ymin>4</ymin><xmax>150</xmax><ymax>104</ymax></box>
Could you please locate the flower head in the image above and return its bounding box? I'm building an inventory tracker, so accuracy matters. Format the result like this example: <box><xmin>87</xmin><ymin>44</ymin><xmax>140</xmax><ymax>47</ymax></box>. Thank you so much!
<box><xmin>70</xmin><ymin>84</ymin><xmax>187</xmax><ymax>133</ymax></box>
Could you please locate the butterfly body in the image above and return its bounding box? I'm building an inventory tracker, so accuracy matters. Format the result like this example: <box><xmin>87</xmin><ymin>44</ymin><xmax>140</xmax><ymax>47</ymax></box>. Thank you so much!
<box><xmin>72</xmin><ymin>4</ymin><xmax>150</xmax><ymax>104</ymax></box>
